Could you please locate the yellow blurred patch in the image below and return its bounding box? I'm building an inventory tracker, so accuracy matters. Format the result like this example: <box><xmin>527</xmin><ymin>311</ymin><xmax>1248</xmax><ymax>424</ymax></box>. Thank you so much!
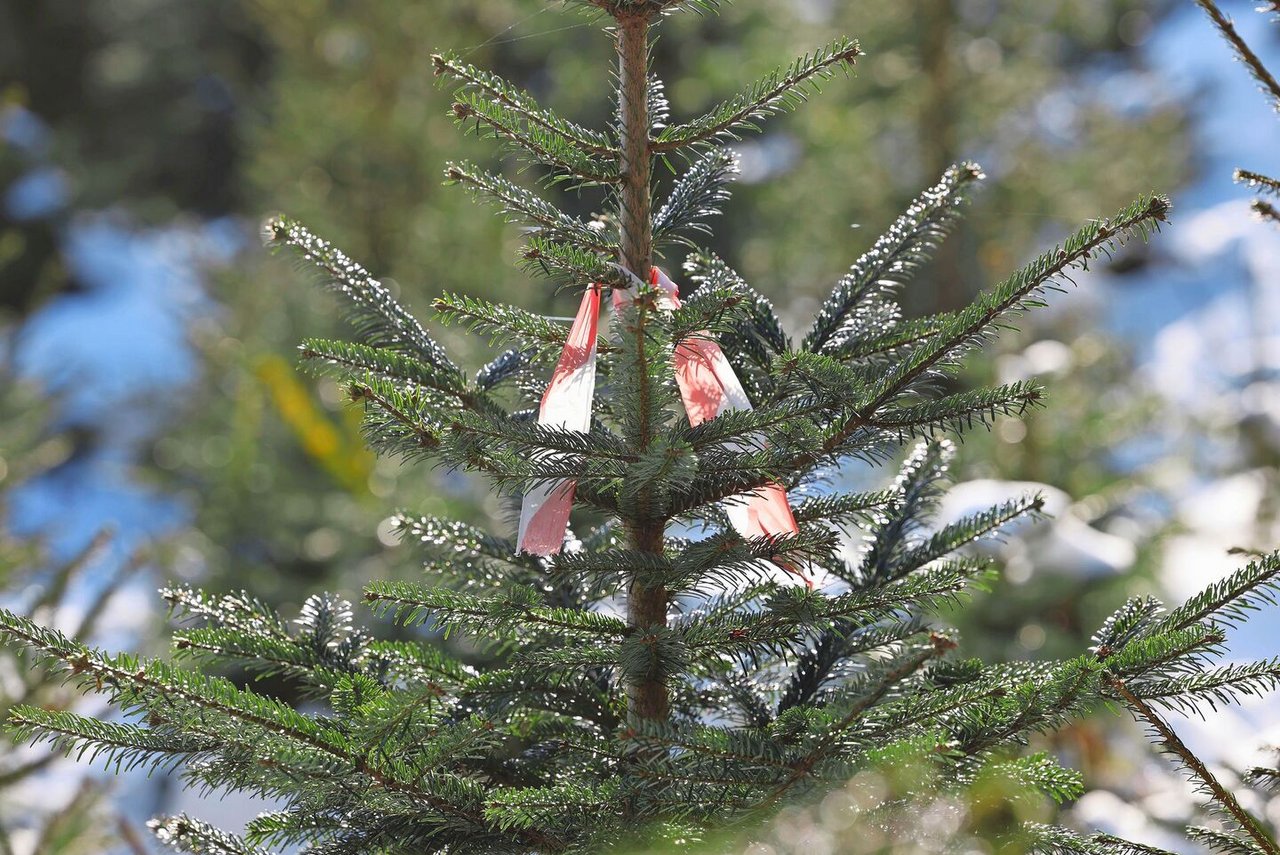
<box><xmin>253</xmin><ymin>354</ymin><xmax>374</xmax><ymax>493</ymax></box>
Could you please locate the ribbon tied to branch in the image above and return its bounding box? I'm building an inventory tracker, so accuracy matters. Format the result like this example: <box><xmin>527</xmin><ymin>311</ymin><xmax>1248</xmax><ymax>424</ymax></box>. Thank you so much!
<box><xmin>516</xmin><ymin>267</ymin><xmax>811</xmax><ymax>589</ymax></box>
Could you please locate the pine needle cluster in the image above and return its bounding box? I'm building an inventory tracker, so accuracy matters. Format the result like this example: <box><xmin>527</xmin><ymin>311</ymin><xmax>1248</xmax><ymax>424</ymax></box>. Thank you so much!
<box><xmin>1</xmin><ymin>2</ymin><xmax>1277</xmax><ymax>853</ymax></box>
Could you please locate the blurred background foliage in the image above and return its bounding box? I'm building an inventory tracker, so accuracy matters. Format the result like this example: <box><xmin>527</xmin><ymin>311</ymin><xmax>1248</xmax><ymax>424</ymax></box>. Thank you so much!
<box><xmin>1</xmin><ymin>0</ymin><xmax>1277</xmax><ymax>851</ymax></box>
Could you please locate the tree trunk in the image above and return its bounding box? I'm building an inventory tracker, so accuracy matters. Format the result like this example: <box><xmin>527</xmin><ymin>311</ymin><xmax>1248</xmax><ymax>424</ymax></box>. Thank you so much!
<box><xmin>615</xmin><ymin>10</ymin><xmax>670</xmax><ymax>726</ymax></box>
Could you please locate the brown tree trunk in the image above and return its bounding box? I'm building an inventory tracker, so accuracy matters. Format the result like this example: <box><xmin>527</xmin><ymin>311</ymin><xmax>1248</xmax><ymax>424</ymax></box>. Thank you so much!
<box><xmin>615</xmin><ymin>10</ymin><xmax>669</xmax><ymax>725</ymax></box>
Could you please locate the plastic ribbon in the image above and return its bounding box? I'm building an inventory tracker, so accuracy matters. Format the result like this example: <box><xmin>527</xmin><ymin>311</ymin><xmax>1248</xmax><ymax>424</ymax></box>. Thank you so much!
<box><xmin>516</xmin><ymin>283</ymin><xmax>602</xmax><ymax>555</ymax></box>
<box><xmin>517</xmin><ymin>268</ymin><xmax>811</xmax><ymax>589</ymax></box>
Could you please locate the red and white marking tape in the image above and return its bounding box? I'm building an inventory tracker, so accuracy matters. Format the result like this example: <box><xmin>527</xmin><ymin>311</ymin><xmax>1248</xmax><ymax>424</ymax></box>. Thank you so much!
<box><xmin>516</xmin><ymin>283</ymin><xmax>601</xmax><ymax>555</ymax></box>
<box><xmin>517</xmin><ymin>268</ymin><xmax>811</xmax><ymax>589</ymax></box>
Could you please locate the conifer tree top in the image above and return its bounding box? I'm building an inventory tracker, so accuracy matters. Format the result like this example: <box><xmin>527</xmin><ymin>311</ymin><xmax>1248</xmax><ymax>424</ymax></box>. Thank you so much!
<box><xmin>3</xmin><ymin>3</ymin><xmax>1277</xmax><ymax>855</ymax></box>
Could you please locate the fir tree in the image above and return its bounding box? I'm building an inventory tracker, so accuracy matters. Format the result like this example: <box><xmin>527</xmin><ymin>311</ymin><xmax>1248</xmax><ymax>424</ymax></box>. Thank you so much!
<box><xmin>2</xmin><ymin>2</ymin><xmax>1278</xmax><ymax>853</ymax></box>
<box><xmin>166</xmin><ymin>0</ymin><xmax>1190</xmax><ymax>622</ymax></box>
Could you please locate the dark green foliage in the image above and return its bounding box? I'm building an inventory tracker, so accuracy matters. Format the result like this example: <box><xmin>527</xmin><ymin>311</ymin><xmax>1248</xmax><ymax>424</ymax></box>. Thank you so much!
<box><xmin>1</xmin><ymin>3</ymin><xmax>1276</xmax><ymax>854</ymax></box>
<box><xmin>436</xmin><ymin>53</ymin><xmax>618</xmax><ymax>187</ymax></box>
<box><xmin>804</xmin><ymin>162</ymin><xmax>984</xmax><ymax>355</ymax></box>
<box><xmin>150</xmin><ymin>815</ymin><xmax>273</xmax><ymax>855</ymax></box>
<box><xmin>445</xmin><ymin>162</ymin><xmax>618</xmax><ymax>251</ymax></box>
<box><xmin>652</xmin><ymin>37</ymin><xmax>861</xmax><ymax>150</ymax></box>
<box><xmin>1026</xmin><ymin>823</ymin><xmax>1178</xmax><ymax>855</ymax></box>
<box><xmin>653</xmin><ymin>148</ymin><xmax>739</xmax><ymax>246</ymax></box>
<box><xmin>5</xmin><ymin>548</ymin><xmax>1280</xmax><ymax>852</ymax></box>
<box><xmin>266</xmin><ymin>218</ymin><xmax>462</xmax><ymax>381</ymax></box>
<box><xmin>1085</xmin><ymin>561</ymin><xmax>1280</xmax><ymax>855</ymax></box>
